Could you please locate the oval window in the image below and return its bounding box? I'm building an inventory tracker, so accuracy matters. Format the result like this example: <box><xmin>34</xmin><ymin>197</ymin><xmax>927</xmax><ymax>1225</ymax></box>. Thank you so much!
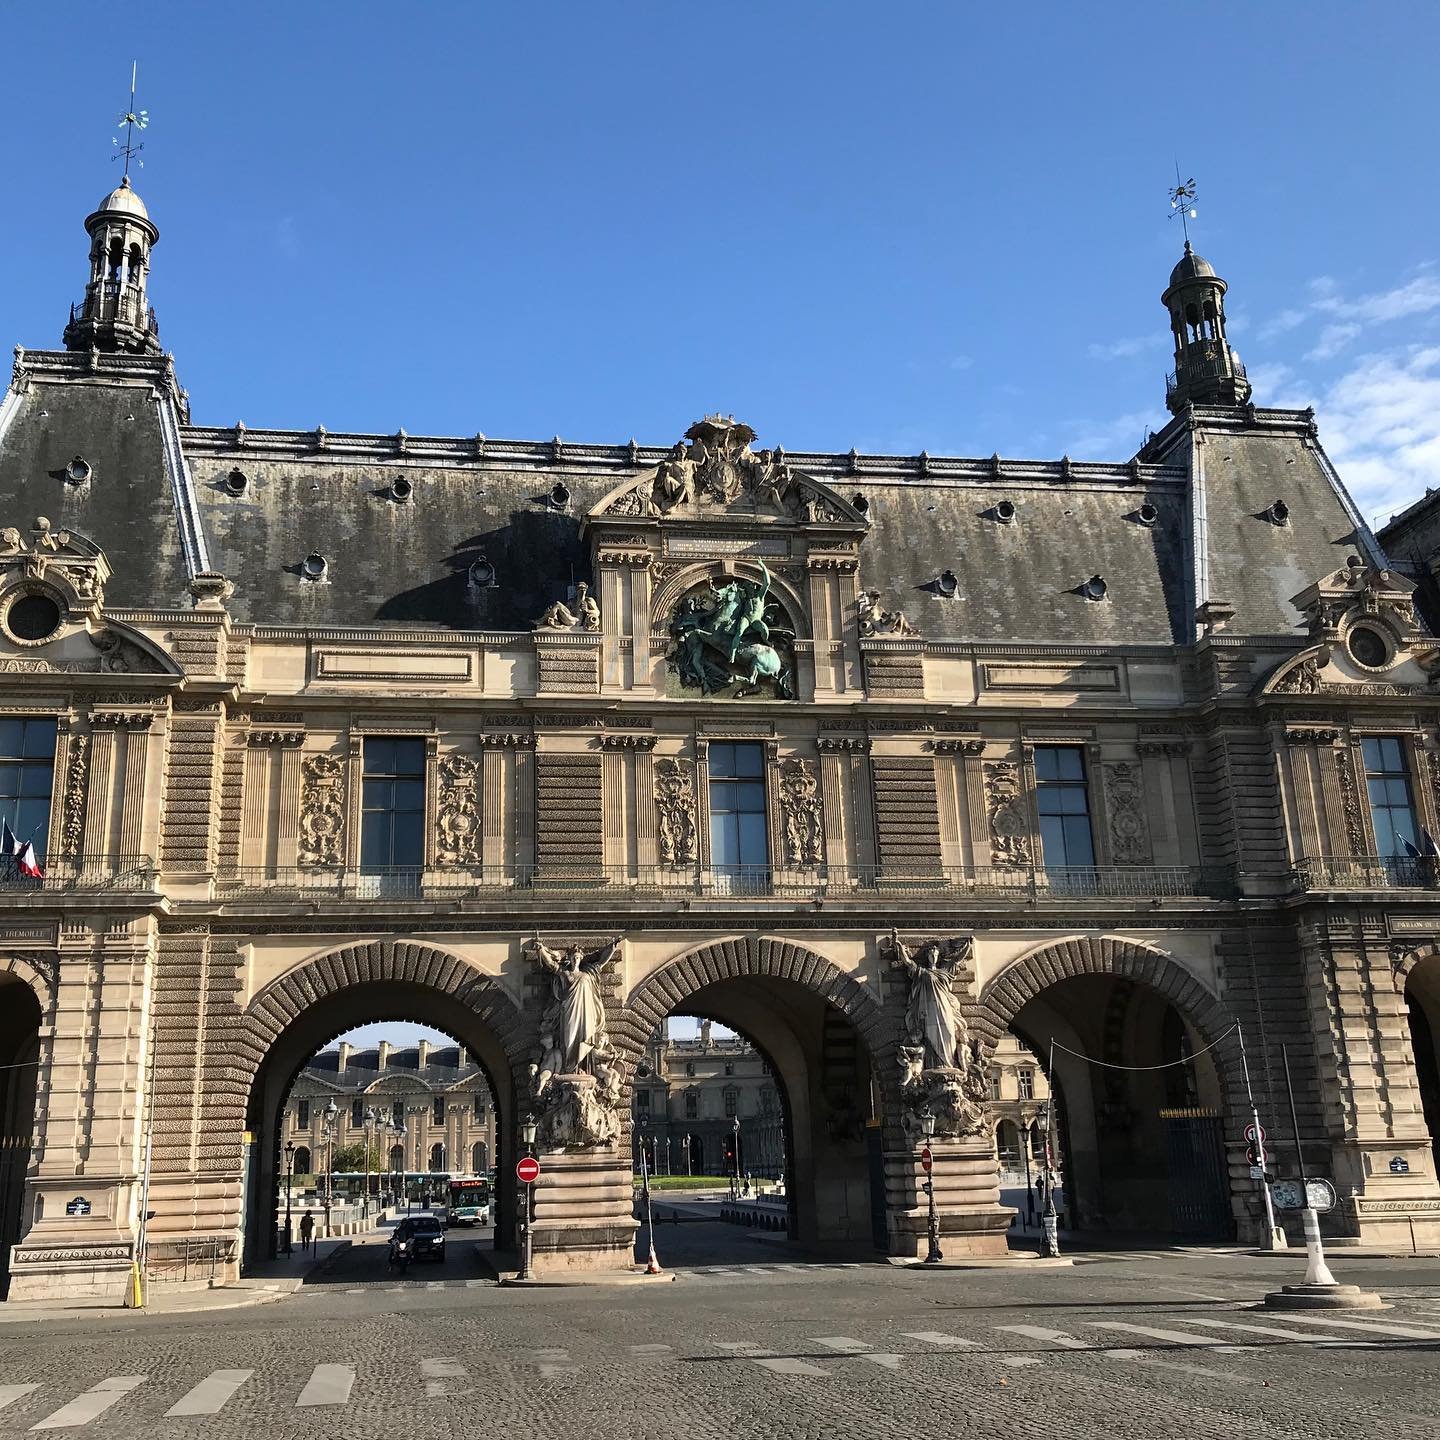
<box><xmin>1348</xmin><ymin>625</ymin><xmax>1389</xmax><ymax>669</ymax></box>
<box><xmin>6</xmin><ymin>593</ymin><xmax>63</xmax><ymax>642</ymax></box>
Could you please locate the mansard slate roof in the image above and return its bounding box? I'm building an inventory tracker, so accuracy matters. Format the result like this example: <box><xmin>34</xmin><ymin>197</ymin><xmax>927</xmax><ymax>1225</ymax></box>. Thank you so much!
<box><xmin>0</xmin><ymin>350</ymin><xmax>1381</xmax><ymax>645</ymax></box>
<box><xmin>303</xmin><ymin>1045</ymin><xmax>481</xmax><ymax>1092</ymax></box>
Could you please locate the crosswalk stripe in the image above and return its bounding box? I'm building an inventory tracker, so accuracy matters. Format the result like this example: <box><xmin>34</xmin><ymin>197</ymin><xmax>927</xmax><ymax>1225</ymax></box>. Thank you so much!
<box><xmin>0</xmin><ymin>1387</ymin><xmax>38</xmax><ymax>1414</ymax></box>
<box><xmin>31</xmin><ymin>1376</ymin><xmax>145</xmax><ymax>1431</ymax></box>
<box><xmin>997</xmin><ymin>1324</ymin><xmax>1088</xmax><ymax>1349</ymax></box>
<box><xmin>1174</xmin><ymin>1317</ymin><xmax>1355</xmax><ymax>1343</ymax></box>
<box><xmin>629</xmin><ymin>1344</ymin><xmax>673</xmax><ymax>1356</ymax></box>
<box><xmin>752</xmin><ymin>1358</ymin><xmax>829</xmax><ymax>1377</ymax></box>
<box><xmin>811</xmin><ymin>1336</ymin><xmax>871</xmax><ymax>1352</ymax></box>
<box><xmin>420</xmin><ymin>1357</ymin><xmax>466</xmax><ymax>1398</ymax></box>
<box><xmin>295</xmin><ymin>1364</ymin><xmax>355</xmax><ymax>1407</ymax></box>
<box><xmin>902</xmin><ymin>1331</ymin><xmax>982</xmax><ymax>1349</ymax></box>
<box><xmin>427</xmin><ymin>1281</ymin><xmax>445</xmax><ymax>1291</ymax></box>
<box><xmin>1092</xmin><ymin>1322</ymin><xmax>1252</xmax><ymax>1352</ymax></box>
<box><xmin>999</xmin><ymin>1355</ymin><xmax>1044</xmax><ymax>1368</ymax></box>
<box><xmin>1267</xmin><ymin>1314</ymin><xmax>1440</xmax><ymax>1341</ymax></box>
<box><xmin>857</xmin><ymin>1353</ymin><xmax>904</xmax><ymax>1370</ymax></box>
<box><xmin>743</xmin><ymin>1267</ymin><xmax>771</xmax><ymax>1275</ymax></box>
<box><xmin>165</xmin><ymin>1369</ymin><xmax>253</xmax><ymax>1417</ymax></box>
<box><xmin>715</xmin><ymin>1341</ymin><xmax>771</xmax><ymax>1354</ymax></box>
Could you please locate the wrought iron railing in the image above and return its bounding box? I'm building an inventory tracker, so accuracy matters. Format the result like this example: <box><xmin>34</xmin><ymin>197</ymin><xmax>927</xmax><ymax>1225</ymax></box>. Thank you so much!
<box><xmin>212</xmin><ymin>862</ymin><xmax>1234</xmax><ymax>903</ymax></box>
<box><xmin>0</xmin><ymin>854</ymin><xmax>158</xmax><ymax>893</ymax></box>
<box><xmin>67</xmin><ymin>283</ymin><xmax>159</xmax><ymax>337</ymax></box>
<box><xmin>1166</xmin><ymin>351</ymin><xmax>1246</xmax><ymax>395</ymax></box>
<box><xmin>1289</xmin><ymin>856</ymin><xmax>1439</xmax><ymax>892</ymax></box>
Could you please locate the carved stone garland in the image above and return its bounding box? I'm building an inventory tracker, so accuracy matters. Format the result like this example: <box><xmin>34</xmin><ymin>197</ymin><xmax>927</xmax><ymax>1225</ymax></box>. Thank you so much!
<box><xmin>654</xmin><ymin>759</ymin><xmax>698</xmax><ymax>867</ymax></box>
<box><xmin>59</xmin><ymin>733</ymin><xmax>88</xmax><ymax>856</ymax></box>
<box><xmin>1334</xmin><ymin>745</ymin><xmax>1369</xmax><ymax>854</ymax></box>
<box><xmin>435</xmin><ymin>754</ymin><xmax>480</xmax><ymax>866</ymax></box>
<box><xmin>1103</xmin><ymin>761</ymin><xmax>1150</xmax><ymax>865</ymax></box>
<box><xmin>778</xmin><ymin>758</ymin><xmax>823</xmax><ymax>867</ymax></box>
<box><xmin>298</xmin><ymin>753</ymin><xmax>346</xmax><ymax>866</ymax></box>
<box><xmin>983</xmin><ymin>760</ymin><xmax>1031</xmax><ymax>868</ymax></box>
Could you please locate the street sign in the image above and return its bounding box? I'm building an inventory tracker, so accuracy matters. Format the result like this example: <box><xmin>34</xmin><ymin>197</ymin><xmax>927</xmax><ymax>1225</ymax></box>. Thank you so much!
<box><xmin>516</xmin><ymin>1156</ymin><xmax>540</xmax><ymax>1185</ymax></box>
<box><xmin>1390</xmin><ymin>1156</ymin><xmax>1410</xmax><ymax>1174</ymax></box>
<box><xmin>1248</xmin><ymin>1165</ymin><xmax>1265</xmax><ymax>1180</ymax></box>
<box><xmin>65</xmin><ymin>1196</ymin><xmax>91</xmax><ymax>1217</ymax></box>
<box><xmin>1245</xmin><ymin>1145</ymin><xmax>1260</xmax><ymax>1166</ymax></box>
<box><xmin>1244</xmin><ymin>1123</ymin><xmax>1266</xmax><ymax>1145</ymax></box>
<box><xmin>919</xmin><ymin>1146</ymin><xmax>933</xmax><ymax>1174</ymax></box>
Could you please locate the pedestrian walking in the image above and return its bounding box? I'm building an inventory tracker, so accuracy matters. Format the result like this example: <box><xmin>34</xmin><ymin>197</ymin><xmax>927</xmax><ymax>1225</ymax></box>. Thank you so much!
<box><xmin>299</xmin><ymin>1211</ymin><xmax>315</xmax><ymax>1253</ymax></box>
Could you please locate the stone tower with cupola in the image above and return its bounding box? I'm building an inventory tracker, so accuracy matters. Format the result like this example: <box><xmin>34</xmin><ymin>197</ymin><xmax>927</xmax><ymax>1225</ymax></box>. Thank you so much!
<box><xmin>1161</xmin><ymin>240</ymin><xmax>1251</xmax><ymax>412</ymax></box>
<box><xmin>61</xmin><ymin>175</ymin><xmax>161</xmax><ymax>355</ymax></box>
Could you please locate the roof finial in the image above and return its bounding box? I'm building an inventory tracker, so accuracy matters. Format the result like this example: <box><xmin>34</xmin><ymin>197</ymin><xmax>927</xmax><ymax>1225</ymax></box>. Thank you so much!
<box><xmin>111</xmin><ymin>62</ymin><xmax>148</xmax><ymax>179</ymax></box>
<box><xmin>1168</xmin><ymin>162</ymin><xmax>1197</xmax><ymax>246</ymax></box>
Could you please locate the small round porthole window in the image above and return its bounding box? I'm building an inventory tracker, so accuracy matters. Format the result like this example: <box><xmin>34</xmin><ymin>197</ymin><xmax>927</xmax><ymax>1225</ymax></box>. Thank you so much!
<box><xmin>301</xmin><ymin>552</ymin><xmax>328</xmax><ymax>582</ymax></box>
<box><xmin>65</xmin><ymin>456</ymin><xmax>92</xmax><ymax>484</ymax></box>
<box><xmin>1348</xmin><ymin>624</ymin><xmax>1391</xmax><ymax>669</ymax></box>
<box><xmin>3</xmin><ymin>591</ymin><xmax>64</xmax><ymax>644</ymax></box>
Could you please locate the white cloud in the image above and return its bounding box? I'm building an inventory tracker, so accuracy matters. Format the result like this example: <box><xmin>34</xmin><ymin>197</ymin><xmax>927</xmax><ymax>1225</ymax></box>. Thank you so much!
<box><xmin>1086</xmin><ymin>335</ymin><xmax>1161</xmax><ymax>361</ymax></box>
<box><xmin>1257</xmin><ymin>307</ymin><xmax>1307</xmax><ymax>341</ymax></box>
<box><xmin>1312</xmin><ymin>346</ymin><xmax>1440</xmax><ymax>525</ymax></box>
<box><xmin>1065</xmin><ymin>410</ymin><xmax>1155</xmax><ymax>457</ymax></box>
<box><xmin>1315</xmin><ymin>274</ymin><xmax>1440</xmax><ymax>325</ymax></box>
<box><xmin>949</xmin><ymin>354</ymin><xmax>974</xmax><ymax>371</ymax></box>
<box><xmin>1306</xmin><ymin>322</ymin><xmax>1362</xmax><ymax>361</ymax></box>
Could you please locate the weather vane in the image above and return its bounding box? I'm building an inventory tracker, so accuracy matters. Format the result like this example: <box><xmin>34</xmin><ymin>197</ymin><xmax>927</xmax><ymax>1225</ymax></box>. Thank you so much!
<box><xmin>111</xmin><ymin>62</ymin><xmax>148</xmax><ymax>177</ymax></box>
<box><xmin>1168</xmin><ymin>165</ymin><xmax>1198</xmax><ymax>244</ymax></box>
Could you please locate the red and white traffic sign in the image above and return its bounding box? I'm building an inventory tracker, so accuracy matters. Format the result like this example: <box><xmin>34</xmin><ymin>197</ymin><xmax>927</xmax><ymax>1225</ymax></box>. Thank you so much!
<box><xmin>920</xmin><ymin>1146</ymin><xmax>933</xmax><ymax>1174</ymax></box>
<box><xmin>1244</xmin><ymin>1123</ymin><xmax>1266</xmax><ymax>1144</ymax></box>
<box><xmin>516</xmin><ymin>1156</ymin><xmax>541</xmax><ymax>1185</ymax></box>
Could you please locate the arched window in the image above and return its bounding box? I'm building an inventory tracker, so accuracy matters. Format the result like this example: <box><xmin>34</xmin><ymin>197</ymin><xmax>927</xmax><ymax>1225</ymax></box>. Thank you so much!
<box><xmin>429</xmin><ymin>1143</ymin><xmax>446</xmax><ymax>1173</ymax></box>
<box><xmin>293</xmin><ymin>1146</ymin><xmax>311</xmax><ymax>1175</ymax></box>
<box><xmin>389</xmin><ymin>1144</ymin><xmax>404</xmax><ymax>1170</ymax></box>
<box><xmin>127</xmin><ymin>242</ymin><xmax>143</xmax><ymax>284</ymax></box>
<box><xmin>471</xmin><ymin>1141</ymin><xmax>487</xmax><ymax>1173</ymax></box>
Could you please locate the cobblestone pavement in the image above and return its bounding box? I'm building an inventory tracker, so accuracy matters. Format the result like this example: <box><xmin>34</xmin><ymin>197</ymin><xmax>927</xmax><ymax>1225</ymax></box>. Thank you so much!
<box><xmin>2</xmin><ymin>1237</ymin><xmax>1437</xmax><ymax>1439</ymax></box>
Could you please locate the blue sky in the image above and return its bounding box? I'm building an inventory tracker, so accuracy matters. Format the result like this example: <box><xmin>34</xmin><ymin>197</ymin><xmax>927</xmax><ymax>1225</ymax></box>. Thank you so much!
<box><xmin>334</xmin><ymin>1016</ymin><xmax>723</xmax><ymax>1050</ymax></box>
<box><xmin>4</xmin><ymin>4</ymin><xmax>1439</xmax><ymax>530</ymax></box>
<box><xmin>11</xmin><ymin>5</ymin><xmax>1436</xmax><ymax>1053</ymax></box>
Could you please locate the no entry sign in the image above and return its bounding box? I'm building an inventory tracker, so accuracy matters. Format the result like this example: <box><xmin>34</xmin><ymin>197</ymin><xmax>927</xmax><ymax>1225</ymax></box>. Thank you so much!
<box><xmin>516</xmin><ymin>1156</ymin><xmax>541</xmax><ymax>1185</ymax></box>
<box><xmin>920</xmin><ymin>1146</ymin><xmax>933</xmax><ymax>1174</ymax></box>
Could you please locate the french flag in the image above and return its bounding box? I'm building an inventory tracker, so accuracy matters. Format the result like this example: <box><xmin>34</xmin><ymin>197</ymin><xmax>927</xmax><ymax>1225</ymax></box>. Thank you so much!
<box><xmin>1</xmin><ymin>820</ymin><xmax>43</xmax><ymax>879</ymax></box>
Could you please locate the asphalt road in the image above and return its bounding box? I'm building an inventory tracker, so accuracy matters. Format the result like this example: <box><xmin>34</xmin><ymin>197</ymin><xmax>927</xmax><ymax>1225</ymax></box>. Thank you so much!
<box><xmin>2</xmin><ymin>1233</ymin><xmax>1437</xmax><ymax>1439</ymax></box>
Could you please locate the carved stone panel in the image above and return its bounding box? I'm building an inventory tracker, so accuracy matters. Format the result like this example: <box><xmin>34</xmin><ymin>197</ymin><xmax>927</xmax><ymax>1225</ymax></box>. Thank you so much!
<box><xmin>435</xmin><ymin>753</ymin><xmax>480</xmax><ymax>866</ymax></box>
<box><xmin>778</xmin><ymin>758</ymin><xmax>823</xmax><ymax>867</ymax></box>
<box><xmin>1334</xmin><ymin>745</ymin><xmax>1369</xmax><ymax>854</ymax></box>
<box><xmin>983</xmin><ymin>760</ymin><xmax>1031</xmax><ymax>867</ymax></box>
<box><xmin>1103</xmin><ymin>761</ymin><xmax>1151</xmax><ymax>865</ymax></box>
<box><xmin>298</xmin><ymin>753</ymin><xmax>346</xmax><ymax>866</ymax></box>
<box><xmin>654</xmin><ymin>758</ymin><xmax>698</xmax><ymax>867</ymax></box>
<box><xmin>59</xmin><ymin>733</ymin><xmax>88</xmax><ymax>857</ymax></box>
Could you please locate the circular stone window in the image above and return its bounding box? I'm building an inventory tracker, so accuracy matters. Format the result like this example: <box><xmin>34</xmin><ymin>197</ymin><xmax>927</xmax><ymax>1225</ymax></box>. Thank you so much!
<box><xmin>1348</xmin><ymin>624</ymin><xmax>1391</xmax><ymax>669</ymax></box>
<box><xmin>4</xmin><ymin>592</ymin><xmax>63</xmax><ymax>644</ymax></box>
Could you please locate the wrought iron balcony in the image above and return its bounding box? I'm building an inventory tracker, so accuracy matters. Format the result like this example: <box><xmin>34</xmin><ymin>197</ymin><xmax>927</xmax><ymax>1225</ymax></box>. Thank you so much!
<box><xmin>1166</xmin><ymin>350</ymin><xmax>1246</xmax><ymax>395</ymax></box>
<box><xmin>65</xmin><ymin>282</ymin><xmax>159</xmax><ymax>339</ymax></box>
<box><xmin>1289</xmin><ymin>856</ymin><xmax>1439</xmax><ymax>892</ymax></box>
<box><xmin>0</xmin><ymin>854</ymin><xmax>158</xmax><ymax>894</ymax></box>
<box><xmin>212</xmin><ymin>862</ymin><xmax>1234</xmax><ymax>905</ymax></box>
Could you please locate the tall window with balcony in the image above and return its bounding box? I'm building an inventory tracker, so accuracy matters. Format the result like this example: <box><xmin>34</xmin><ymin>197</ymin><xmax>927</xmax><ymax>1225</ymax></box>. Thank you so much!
<box><xmin>360</xmin><ymin>738</ymin><xmax>426</xmax><ymax>885</ymax></box>
<box><xmin>1035</xmin><ymin>747</ymin><xmax>1095</xmax><ymax>882</ymax></box>
<box><xmin>708</xmin><ymin>742</ymin><xmax>768</xmax><ymax>891</ymax></box>
<box><xmin>0</xmin><ymin>718</ymin><xmax>56</xmax><ymax>874</ymax></box>
<box><xmin>1363</xmin><ymin>737</ymin><xmax>1420</xmax><ymax>881</ymax></box>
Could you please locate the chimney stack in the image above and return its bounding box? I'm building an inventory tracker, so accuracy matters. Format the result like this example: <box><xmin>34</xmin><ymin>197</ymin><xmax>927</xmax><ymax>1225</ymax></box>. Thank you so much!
<box><xmin>337</xmin><ymin>1042</ymin><xmax>350</xmax><ymax>1074</ymax></box>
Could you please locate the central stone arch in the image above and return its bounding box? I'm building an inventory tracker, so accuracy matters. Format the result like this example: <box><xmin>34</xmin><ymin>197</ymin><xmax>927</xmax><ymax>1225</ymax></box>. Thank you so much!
<box><xmin>978</xmin><ymin>934</ymin><xmax>1243</xmax><ymax>1240</ymax></box>
<box><xmin>617</xmin><ymin>935</ymin><xmax>900</xmax><ymax>1254</ymax></box>
<box><xmin>235</xmin><ymin>940</ymin><xmax>531</xmax><ymax>1268</ymax></box>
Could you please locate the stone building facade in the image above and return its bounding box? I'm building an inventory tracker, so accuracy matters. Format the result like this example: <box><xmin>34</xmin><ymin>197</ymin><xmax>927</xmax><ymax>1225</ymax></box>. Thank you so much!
<box><xmin>3</xmin><ymin>178</ymin><xmax>1440</xmax><ymax>1300</ymax></box>
<box><xmin>285</xmin><ymin>1040</ymin><xmax>495</xmax><ymax>1187</ymax></box>
<box><xmin>632</xmin><ymin>1021</ymin><xmax>786</xmax><ymax>1179</ymax></box>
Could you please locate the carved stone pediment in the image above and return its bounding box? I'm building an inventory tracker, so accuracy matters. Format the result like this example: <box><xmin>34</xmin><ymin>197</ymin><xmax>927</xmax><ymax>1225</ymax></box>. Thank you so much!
<box><xmin>0</xmin><ymin>517</ymin><xmax>110</xmax><ymax>620</ymax></box>
<box><xmin>587</xmin><ymin>416</ymin><xmax>868</xmax><ymax>531</ymax></box>
<box><xmin>1261</xmin><ymin>559</ymin><xmax>1440</xmax><ymax>698</ymax></box>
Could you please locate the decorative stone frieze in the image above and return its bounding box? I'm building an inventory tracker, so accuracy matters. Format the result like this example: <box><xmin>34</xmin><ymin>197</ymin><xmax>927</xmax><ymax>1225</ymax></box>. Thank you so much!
<box><xmin>934</xmin><ymin>739</ymin><xmax>985</xmax><ymax>755</ymax></box>
<box><xmin>298</xmin><ymin>753</ymin><xmax>346</xmax><ymax>866</ymax></box>
<box><xmin>1333</xmin><ymin>745</ymin><xmax>1368</xmax><ymax>853</ymax></box>
<box><xmin>59</xmin><ymin>733</ymin><xmax>88</xmax><ymax>856</ymax></box>
<box><xmin>1284</xmin><ymin>728</ymin><xmax>1341</xmax><ymax>745</ymax></box>
<box><xmin>247</xmin><ymin>729</ymin><xmax>304</xmax><ymax>747</ymax></box>
<box><xmin>778</xmin><ymin>758</ymin><xmax>823</xmax><ymax>868</ymax></box>
<box><xmin>654</xmin><ymin>759</ymin><xmax>698</xmax><ymax>867</ymax></box>
<box><xmin>435</xmin><ymin>753</ymin><xmax>481</xmax><ymax>866</ymax></box>
<box><xmin>817</xmin><ymin>735</ymin><xmax>869</xmax><ymax>753</ymax></box>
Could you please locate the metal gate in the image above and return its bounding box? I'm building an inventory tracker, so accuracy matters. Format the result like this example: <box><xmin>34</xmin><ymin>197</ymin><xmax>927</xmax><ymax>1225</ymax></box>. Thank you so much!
<box><xmin>1160</xmin><ymin>1107</ymin><xmax>1232</xmax><ymax>1239</ymax></box>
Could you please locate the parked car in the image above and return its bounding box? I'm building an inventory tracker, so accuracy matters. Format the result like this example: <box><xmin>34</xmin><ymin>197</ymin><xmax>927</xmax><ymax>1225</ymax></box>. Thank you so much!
<box><xmin>389</xmin><ymin>1214</ymin><xmax>446</xmax><ymax>1267</ymax></box>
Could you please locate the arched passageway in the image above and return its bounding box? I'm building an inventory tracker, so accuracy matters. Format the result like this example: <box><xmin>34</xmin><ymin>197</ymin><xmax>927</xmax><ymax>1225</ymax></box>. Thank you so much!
<box><xmin>622</xmin><ymin>939</ymin><xmax>892</xmax><ymax>1263</ymax></box>
<box><xmin>237</xmin><ymin>942</ymin><xmax>525</xmax><ymax>1273</ymax></box>
<box><xmin>0</xmin><ymin>972</ymin><xmax>43</xmax><ymax>1298</ymax></box>
<box><xmin>1406</xmin><ymin>959</ymin><xmax>1440</xmax><ymax>1171</ymax></box>
<box><xmin>982</xmin><ymin>938</ymin><xmax>1237</xmax><ymax>1241</ymax></box>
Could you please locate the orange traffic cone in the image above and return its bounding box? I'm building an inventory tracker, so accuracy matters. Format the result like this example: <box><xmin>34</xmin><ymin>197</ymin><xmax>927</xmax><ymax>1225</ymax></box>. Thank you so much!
<box><xmin>645</xmin><ymin>1239</ymin><xmax>663</xmax><ymax>1275</ymax></box>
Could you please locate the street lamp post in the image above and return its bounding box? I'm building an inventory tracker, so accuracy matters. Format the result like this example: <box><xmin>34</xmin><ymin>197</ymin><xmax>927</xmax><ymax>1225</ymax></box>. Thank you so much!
<box><xmin>638</xmin><ymin>1116</ymin><xmax>662</xmax><ymax>1274</ymax></box>
<box><xmin>1039</xmin><ymin>1100</ymin><xmax>1061</xmax><ymax>1258</ymax></box>
<box><xmin>681</xmin><ymin>1133</ymin><xmax>691</xmax><ymax>1178</ymax></box>
<box><xmin>518</xmin><ymin>1112</ymin><xmax>537</xmax><ymax>1282</ymax></box>
<box><xmin>1021</xmin><ymin>1114</ymin><xmax>1036</xmax><ymax>1229</ymax></box>
<box><xmin>920</xmin><ymin>1107</ymin><xmax>943</xmax><ymax>1265</ymax></box>
<box><xmin>283</xmin><ymin>1140</ymin><xmax>296</xmax><ymax>1257</ymax></box>
<box><xmin>322</xmin><ymin>1100</ymin><xmax>338</xmax><ymax>1237</ymax></box>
